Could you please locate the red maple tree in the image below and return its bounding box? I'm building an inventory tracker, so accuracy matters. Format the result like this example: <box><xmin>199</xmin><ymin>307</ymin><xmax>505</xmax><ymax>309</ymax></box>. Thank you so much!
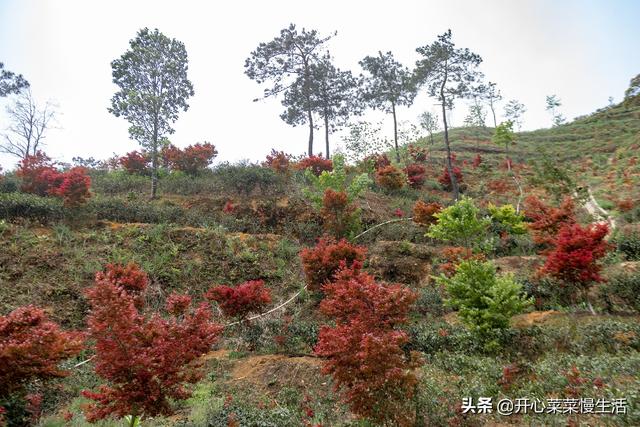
<box><xmin>315</xmin><ymin>265</ymin><xmax>420</xmax><ymax>425</ymax></box>
<box><xmin>0</xmin><ymin>306</ymin><xmax>83</xmax><ymax>422</ymax></box>
<box><xmin>524</xmin><ymin>196</ymin><xmax>576</xmax><ymax>247</ymax></box>
<box><xmin>82</xmin><ymin>263</ymin><xmax>222</xmax><ymax>425</ymax></box>
<box><xmin>296</xmin><ymin>155</ymin><xmax>333</xmax><ymax>176</ymax></box>
<box><xmin>299</xmin><ymin>237</ymin><xmax>367</xmax><ymax>292</ymax></box>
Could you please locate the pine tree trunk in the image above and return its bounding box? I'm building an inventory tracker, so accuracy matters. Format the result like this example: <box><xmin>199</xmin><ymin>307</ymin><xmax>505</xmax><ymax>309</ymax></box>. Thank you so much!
<box><xmin>441</xmin><ymin>94</ymin><xmax>459</xmax><ymax>200</ymax></box>
<box><xmin>150</xmin><ymin>122</ymin><xmax>159</xmax><ymax>200</ymax></box>
<box><xmin>324</xmin><ymin>112</ymin><xmax>330</xmax><ymax>159</ymax></box>
<box><xmin>392</xmin><ymin>102</ymin><xmax>399</xmax><ymax>163</ymax></box>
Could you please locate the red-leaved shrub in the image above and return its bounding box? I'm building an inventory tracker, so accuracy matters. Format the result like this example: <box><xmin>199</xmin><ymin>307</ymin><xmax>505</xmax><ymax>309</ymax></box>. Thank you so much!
<box><xmin>472</xmin><ymin>154</ymin><xmax>482</xmax><ymax>168</ymax></box>
<box><xmin>315</xmin><ymin>265</ymin><xmax>420</xmax><ymax>425</ymax></box>
<box><xmin>263</xmin><ymin>149</ymin><xmax>291</xmax><ymax>174</ymax></box>
<box><xmin>0</xmin><ymin>306</ymin><xmax>83</xmax><ymax>400</ymax></box>
<box><xmin>16</xmin><ymin>152</ymin><xmax>62</xmax><ymax>196</ymax></box>
<box><xmin>51</xmin><ymin>167</ymin><xmax>91</xmax><ymax>207</ymax></box>
<box><xmin>524</xmin><ymin>196</ymin><xmax>576</xmax><ymax>247</ymax></box>
<box><xmin>205</xmin><ymin>280</ymin><xmax>271</xmax><ymax>320</ymax></box>
<box><xmin>164</xmin><ymin>142</ymin><xmax>218</xmax><ymax>175</ymax></box>
<box><xmin>82</xmin><ymin>263</ymin><xmax>222</xmax><ymax>423</ymax></box>
<box><xmin>300</xmin><ymin>237</ymin><xmax>367</xmax><ymax>292</ymax></box>
<box><xmin>17</xmin><ymin>152</ymin><xmax>92</xmax><ymax>207</ymax></box>
<box><xmin>320</xmin><ymin>189</ymin><xmax>358</xmax><ymax>238</ymax></box>
<box><xmin>541</xmin><ymin>222</ymin><xmax>610</xmax><ymax>287</ymax></box>
<box><xmin>296</xmin><ymin>155</ymin><xmax>333</xmax><ymax>176</ymax></box>
<box><xmin>407</xmin><ymin>144</ymin><xmax>428</xmax><ymax>162</ymax></box>
<box><xmin>119</xmin><ymin>151</ymin><xmax>149</xmax><ymax>175</ymax></box>
<box><xmin>375</xmin><ymin>165</ymin><xmax>405</xmax><ymax>190</ymax></box>
<box><xmin>438</xmin><ymin>246</ymin><xmax>486</xmax><ymax>277</ymax></box>
<box><xmin>438</xmin><ymin>165</ymin><xmax>463</xmax><ymax>191</ymax></box>
<box><xmin>412</xmin><ymin>201</ymin><xmax>442</xmax><ymax>226</ymax></box>
<box><xmin>405</xmin><ymin>163</ymin><xmax>426</xmax><ymax>189</ymax></box>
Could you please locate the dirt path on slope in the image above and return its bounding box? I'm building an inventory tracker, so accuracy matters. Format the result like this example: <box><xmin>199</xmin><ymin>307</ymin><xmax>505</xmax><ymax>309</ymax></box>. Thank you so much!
<box><xmin>582</xmin><ymin>187</ymin><xmax>616</xmax><ymax>231</ymax></box>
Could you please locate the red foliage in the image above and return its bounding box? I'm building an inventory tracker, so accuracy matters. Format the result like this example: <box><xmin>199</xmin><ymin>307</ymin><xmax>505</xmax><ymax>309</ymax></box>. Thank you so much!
<box><xmin>404</xmin><ymin>163</ymin><xmax>426</xmax><ymax>189</ymax></box>
<box><xmin>16</xmin><ymin>151</ymin><xmax>62</xmax><ymax>196</ymax></box>
<box><xmin>119</xmin><ymin>151</ymin><xmax>149</xmax><ymax>174</ymax></box>
<box><xmin>375</xmin><ymin>165</ymin><xmax>405</xmax><ymax>190</ymax></box>
<box><xmin>472</xmin><ymin>154</ymin><xmax>482</xmax><ymax>168</ymax></box>
<box><xmin>412</xmin><ymin>201</ymin><xmax>442</xmax><ymax>226</ymax></box>
<box><xmin>498</xmin><ymin>363</ymin><xmax>521</xmax><ymax>391</ymax></box>
<box><xmin>394</xmin><ymin>208</ymin><xmax>405</xmax><ymax>218</ymax></box>
<box><xmin>407</xmin><ymin>144</ymin><xmax>428</xmax><ymax>162</ymax></box>
<box><xmin>616</xmin><ymin>198</ymin><xmax>635</xmax><ymax>212</ymax></box>
<box><xmin>502</xmin><ymin>157</ymin><xmax>513</xmax><ymax>170</ymax></box>
<box><xmin>541</xmin><ymin>222</ymin><xmax>611</xmax><ymax>287</ymax></box>
<box><xmin>562</xmin><ymin>366</ymin><xmax>605</xmax><ymax>398</ymax></box>
<box><xmin>296</xmin><ymin>155</ymin><xmax>333</xmax><ymax>176</ymax></box>
<box><xmin>205</xmin><ymin>280</ymin><xmax>271</xmax><ymax>320</ymax></box>
<box><xmin>82</xmin><ymin>263</ymin><xmax>222</xmax><ymax>422</ymax></box>
<box><xmin>438</xmin><ymin>165</ymin><xmax>463</xmax><ymax>191</ymax></box>
<box><xmin>299</xmin><ymin>237</ymin><xmax>367</xmax><ymax>292</ymax></box>
<box><xmin>0</xmin><ymin>305</ymin><xmax>83</xmax><ymax>398</ymax></box>
<box><xmin>487</xmin><ymin>179</ymin><xmax>510</xmax><ymax>193</ymax></box>
<box><xmin>222</xmin><ymin>200</ymin><xmax>235</xmax><ymax>214</ymax></box>
<box><xmin>263</xmin><ymin>149</ymin><xmax>291</xmax><ymax>174</ymax></box>
<box><xmin>314</xmin><ymin>266</ymin><xmax>420</xmax><ymax>425</ymax></box>
<box><xmin>17</xmin><ymin>152</ymin><xmax>92</xmax><ymax>206</ymax></box>
<box><xmin>524</xmin><ymin>196</ymin><xmax>576</xmax><ymax>247</ymax></box>
<box><xmin>439</xmin><ymin>246</ymin><xmax>486</xmax><ymax>277</ymax></box>
<box><xmin>320</xmin><ymin>189</ymin><xmax>357</xmax><ymax>238</ymax></box>
<box><xmin>51</xmin><ymin>167</ymin><xmax>91</xmax><ymax>207</ymax></box>
<box><xmin>164</xmin><ymin>142</ymin><xmax>218</xmax><ymax>175</ymax></box>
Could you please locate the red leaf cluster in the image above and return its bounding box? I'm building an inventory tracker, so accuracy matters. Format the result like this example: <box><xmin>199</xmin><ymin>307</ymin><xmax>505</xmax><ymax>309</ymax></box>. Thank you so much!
<box><xmin>119</xmin><ymin>151</ymin><xmax>149</xmax><ymax>174</ymax></box>
<box><xmin>438</xmin><ymin>165</ymin><xmax>463</xmax><ymax>190</ymax></box>
<box><xmin>17</xmin><ymin>152</ymin><xmax>91</xmax><ymax>207</ymax></box>
<box><xmin>404</xmin><ymin>163</ymin><xmax>426</xmax><ymax>189</ymax></box>
<box><xmin>472</xmin><ymin>154</ymin><xmax>482</xmax><ymax>168</ymax></box>
<box><xmin>50</xmin><ymin>167</ymin><xmax>91</xmax><ymax>207</ymax></box>
<box><xmin>616</xmin><ymin>198</ymin><xmax>635</xmax><ymax>212</ymax></box>
<box><xmin>541</xmin><ymin>222</ymin><xmax>610</xmax><ymax>287</ymax></box>
<box><xmin>314</xmin><ymin>266</ymin><xmax>420</xmax><ymax>424</ymax></box>
<box><xmin>407</xmin><ymin>144</ymin><xmax>428</xmax><ymax>162</ymax></box>
<box><xmin>524</xmin><ymin>196</ymin><xmax>576</xmax><ymax>247</ymax></box>
<box><xmin>0</xmin><ymin>305</ymin><xmax>83</xmax><ymax>398</ymax></box>
<box><xmin>296</xmin><ymin>154</ymin><xmax>333</xmax><ymax>176</ymax></box>
<box><xmin>300</xmin><ymin>237</ymin><xmax>367</xmax><ymax>292</ymax></box>
<box><xmin>205</xmin><ymin>280</ymin><xmax>271</xmax><ymax>320</ymax></box>
<box><xmin>320</xmin><ymin>189</ymin><xmax>357</xmax><ymax>238</ymax></box>
<box><xmin>438</xmin><ymin>246</ymin><xmax>486</xmax><ymax>277</ymax></box>
<box><xmin>82</xmin><ymin>263</ymin><xmax>222</xmax><ymax>422</ymax></box>
<box><xmin>163</xmin><ymin>142</ymin><xmax>218</xmax><ymax>175</ymax></box>
<box><xmin>412</xmin><ymin>200</ymin><xmax>442</xmax><ymax>226</ymax></box>
<box><xmin>263</xmin><ymin>149</ymin><xmax>291</xmax><ymax>174</ymax></box>
<box><xmin>375</xmin><ymin>165</ymin><xmax>405</xmax><ymax>190</ymax></box>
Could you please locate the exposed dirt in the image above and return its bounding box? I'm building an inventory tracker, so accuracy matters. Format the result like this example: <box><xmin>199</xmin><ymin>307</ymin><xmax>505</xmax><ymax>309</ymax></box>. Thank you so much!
<box><xmin>511</xmin><ymin>310</ymin><xmax>562</xmax><ymax>328</ymax></box>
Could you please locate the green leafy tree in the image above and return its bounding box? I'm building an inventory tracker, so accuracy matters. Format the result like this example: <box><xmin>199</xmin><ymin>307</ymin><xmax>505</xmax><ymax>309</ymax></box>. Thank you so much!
<box><xmin>341</xmin><ymin>120</ymin><xmax>392</xmax><ymax>163</ymax></box>
<box><xmin>545</xmin><ymin>94</ymin><xmax>565</xmax><ymax>126</ymax></box>
<box><xmin>245</xmin><ymin>24</ymin><xmax>335</xmax><ymax>156</ymax></box>
<box><xmin>418</xmin><ymin>111</ymin><xmax>439</xmax><ymax>145</ymax></box>
<box><xmin>482</xmin><ymin>81</ymin><xmax>502</xmax><ymax>127</ymax></box>
<box><xmin>426</xmin><ymin>196</ymin><xmax>491</xmax><ymax>251</ymax></box>
<box><xmin>0</xmin><ymin>62</ymin><xmax>29</xmax><ymax>97</ymax></box>
<box><xmin>109</xmin><ymin>28</ymin><xmax>195</xmax><ymax>199</ymax></box>
<box><xmin>437</xmin><ymin>260</ymin><xmax>532</xmax><ymax>351</ymax></box>
<box><xmin>503</xmin><ymin>99</ymin><xmax>526</xmax><ymax>130</ymax></box>
<box><xmin>415</xmin><ymin>30</ymin><xmax>484</xmax><ymax>199</ymax></box>
<box><xmin>623</xmin><ymin>73</ymin><xmax>640</xmax><ymax>107</ymax></box>
<box><xmin>304</xmin><ymin>153</ymin><xmax>371</xmax><ymax>207</ymax></box>
<box><xmin>488</xmin><ymin>203</ymin><xmax>527</xmax><ymax>236</ymax></box>
<box><xmin>492</xmin><ymin>120</ymin><xmax>515</xmax><ymax>170</ymax></box>
<box><xmin>529</xmin><ymin>149</ymin><xmax>576</xmax><ymax>202</ymax></box>
<box><xmin>359</xmin><ymin>51</ymin><xmax>416</xmax><ymax>162</ymax></box>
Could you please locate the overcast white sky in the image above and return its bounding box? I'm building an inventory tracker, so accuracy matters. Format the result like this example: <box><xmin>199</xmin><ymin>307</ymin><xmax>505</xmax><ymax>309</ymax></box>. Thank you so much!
<box><xmin>1</xmin><ymin>0</ymin><xmax>639</xmax><ymax>170</ymax></box>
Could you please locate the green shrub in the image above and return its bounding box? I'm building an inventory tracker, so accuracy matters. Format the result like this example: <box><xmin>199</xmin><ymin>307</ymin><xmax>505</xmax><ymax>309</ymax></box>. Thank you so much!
<box><xmin>89</xmin><ymin>170</ymin><xmax>149</xmax><ymax>195</ymax></box>
<box><xmin>601</xmin><ymin>272</ymin><xmax>640</xmax><ymax>312</ymax></box>
<box><xmin>0</xmin><ymin>192</ymin><xmax>64</xmax><ymax>223</ymax></box>
<box><xmin>612</xmin><ymin>228</ymin><xmax>640</xmax><ymax>260</ymax></box>
<box><xmin>213</xmin><ymin>161</ymin><xmax>286</xmax><ymax>197</ymax></box>
<box><xmin>0</xmin><ymin>173</ymin><xmax>19</xmax><ymax>193</ymax></box>
<box><xmin>426</xmin><ymin>196</ymin><xmax>491</xmax><ymax>251</ymax></box>
<box><xmin>87</xmin><ymin>196</ymin><xmax>198</xmax><ymax>225</ymax></box>
<box><xmin>436</xmin><ymin>260</ymin><xmax>532</xmax><ymax>351</ymax></box>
